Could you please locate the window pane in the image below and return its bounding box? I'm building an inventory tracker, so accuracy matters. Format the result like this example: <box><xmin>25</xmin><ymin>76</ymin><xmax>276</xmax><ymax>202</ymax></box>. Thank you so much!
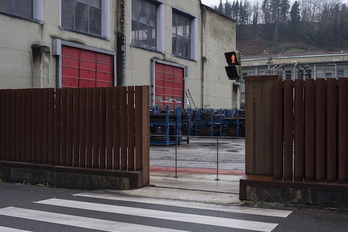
<box><xmin>62</xmin><ymin>0</ymin><xmax>74</xmax><ymax>29</ymax></box>
<box><xmin>75</xmin><ymin>2</ymin><xmax>88</xmax><ymax>33</ymax></box>
<box><xmin>148</xmin><ymin>2</ymin><xmax>157</xmax><ymax>27</ymax></box>
<box><xmin>172</xmin><ymin>11</ymin><xmax>192</xmax><ymax>58</ymax></box>
<box><xmin>131</xmin><ymin>0</ymin><xmax>139</xmax><ymax>20</ymax></box>
<box><xmin>0</xmin><ymin>0</ymin><xmax>13</xmax><ymax>14</ymax></box>
<box><xmin>89</xmin><ymin>0</ymin><xmax>101</xmax><ymax>8</ymax></box>
<box><xmin>89</xmin><ymin>6</ymin><xmax>101</xmax><ymax>36</ymax></box>
<box><xmin>15</xmin><ymin>0</ymin><xmax>33</xmax><ymax>19</ymax></box>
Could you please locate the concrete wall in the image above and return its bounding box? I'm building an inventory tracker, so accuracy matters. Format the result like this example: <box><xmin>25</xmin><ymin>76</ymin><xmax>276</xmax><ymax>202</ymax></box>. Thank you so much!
<box><xmin>0</xmin><ymin>0</ymin><xmax>118</xmax><ymax>89</ymax></box>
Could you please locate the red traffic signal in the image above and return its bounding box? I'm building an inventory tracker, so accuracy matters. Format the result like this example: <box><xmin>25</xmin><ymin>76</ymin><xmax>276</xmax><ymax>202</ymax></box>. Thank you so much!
<box><xmin>224</xmin><ymin>51</ymin><xmax>241</xmax><ymax>80</ymax></box>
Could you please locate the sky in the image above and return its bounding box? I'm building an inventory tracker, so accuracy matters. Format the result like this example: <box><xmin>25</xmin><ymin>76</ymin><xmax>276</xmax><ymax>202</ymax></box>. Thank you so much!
<box><xmin>201</xmin><ymin>0</ymin><xmax>348</xmax><ymax>8</ymax></box>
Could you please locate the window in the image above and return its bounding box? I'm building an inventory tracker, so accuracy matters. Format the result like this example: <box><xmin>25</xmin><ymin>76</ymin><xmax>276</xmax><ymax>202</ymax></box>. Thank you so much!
<box><xmin>338</xmin><ymin>69</ymin><xmax>344</xmax><ymax>78</ymax></box>
<box><xmin>61</xmin><ymin>0</ymin><xmax>110</xmax><ymax>38</ymax></box>
<box><xmin>285</xmin><ymin>70</ymin><xmax>292</xmax><ymax>80</ymax></box>
<box><xmin>172</xmin><ymin>10</ymin><xmax>195</xmax><ymax>59</ymax></box>
<box><xmin>0</xmin><ymin>0</ymin><xmax>43</xmax><ymax>22</ymax></box>
<box><xmin>131</xmin><ymin>0</ymin><xmax>159</xmax><ymax>51</ymax></box>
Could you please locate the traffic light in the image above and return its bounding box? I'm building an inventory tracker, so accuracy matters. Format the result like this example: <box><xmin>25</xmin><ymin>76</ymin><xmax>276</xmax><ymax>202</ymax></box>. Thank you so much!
<box><xmin>224</xmin><ymin>51</ymin><xmax>241</xmax><ymax>80</ymax></box>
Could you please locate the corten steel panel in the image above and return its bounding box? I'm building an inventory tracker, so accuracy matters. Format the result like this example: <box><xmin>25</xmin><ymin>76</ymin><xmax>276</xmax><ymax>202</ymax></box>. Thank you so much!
<box><xmin>338</xmin><ymin>78</ymin><xmax>348</xmax><ymax>183</ymax></box>
<box><xmin>54</xmin><ymin>89</ymin><xmax>62</xmax><ymax>165</ymax></box>
<box><xmin>135</xmin><ymin>86</ymin><xmax>150</xmax><ymax>186</ymax></box>
<box><xmin>31</xmin><ymin>90</ymin><xmax>38</xmax><ymax>163</ymax></box>
<box><xmin>245</xmin><ymin>75</ymin><xmax>279</xmax><ymax>175</ymax></box>
<box><xmin>119</xmin><ymin>87</ymin><xmax>127</xmax><ymax>170</ymax></box>
<box><xmin>66</xmin><ymin>89</ymin><xmax>74</xmax><ymax>166</ymax></box>
<box><xmin>15</xmin><ymin>90</ymin><xmax>21</xmax><ymax>162</ymax></box>
<box><xmin>105</xmin><ymin>88</ymin><xmax>113</xmax><ymax>169</ymax></box>
<box><xmin>113</xmin><ymin>88</ymin><xmax>121</xmax><ymax>170</ymax></box>
<box><xmin>42</xmin><ymin>89</ymin><xmax>49</xmax><ymax>164</ymax></box>
<box><xmin>283</xmin><ymin>80</ymin><xmax>293</xmax><ymax>180</ymax></box>
<box><xmin>273</xmin><ymin>79</ymin><xmax>283</xmax><ymax>179</ymax></box>
<box><xmin>100</xmin><ymin>88</ymin><xmax>106</xmax><ymax>169</ymax></box>
<box><xmin>73</xmin><ymin>89</ymin><xmax>81</xmax><ymax>167</ymax></box>
<box><xmin>20</xmin><ymin>90</ymin><xmax>27</xmax><ymax>162</ymax></box>
<box><xmin>305</xmin><ymin>79</ymin><xmax>315</xmax><ymax>181</ymax></box>
<box><xmin>326</xmin><ymin>78</ymin><xmax>338</xmax><ymax>182</ymax></box>
<box><xmin>92</xmin><ymin>88</ymin><xmax>101</xmax><ymax>168</ymax></box>
<box><xmin>294</xmin><ymin>80</ymin><xmax>304</xmax><ymax>181</ymax></box>
<box><xmin>86</xmin><ymin>88</ymin><xmax>94</xmax><ymax>168</ymax></box>
<box><xmin>128</xmin><ymin>86</ymin><xmax>136</xmax><ymax>171</ymax></box>
<box><xmin>5</xmin><ymin>90</ymin><xmax>11</xmax><ymax>161</ymax></box>
<box><xmin>60</xmin><ymin>89</ymin><xmax>68</xmax><ymax>166</ymax></box>
<box><xmin>79</xmin><ymin>88</ymin><xmax>87</xmax><ymax>167</ymax></box>
<box><xmin>315</xmin><ymin>78</ymin><xmax>326</xmax><ymax>182</ymax></box>
<box><xmin>48</xmin><ymin>89</ymin><xmax>55</xmax><ymax>164</ymax></box>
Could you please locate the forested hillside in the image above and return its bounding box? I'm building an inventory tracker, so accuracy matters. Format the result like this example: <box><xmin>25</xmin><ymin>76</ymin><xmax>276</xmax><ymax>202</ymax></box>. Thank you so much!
<box><xmin>212</xmin><ymin>0</ymin><xmax>348</xmax><ymax>55</ymax></box>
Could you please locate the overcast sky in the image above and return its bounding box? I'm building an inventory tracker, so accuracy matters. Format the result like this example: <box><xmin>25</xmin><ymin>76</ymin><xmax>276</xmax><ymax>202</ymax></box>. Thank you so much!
<box><xmin>201</xmin><ymin>0</ymin><xmax>348</xmax><ymax>8</ymax></box>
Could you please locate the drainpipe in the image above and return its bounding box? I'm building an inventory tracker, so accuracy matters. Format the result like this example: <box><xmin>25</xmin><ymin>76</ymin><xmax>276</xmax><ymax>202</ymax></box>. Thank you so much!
<box><xmin>200</xmin><ymin>5</ymin><xmax>205</xmax><ymax>109</ymax></box>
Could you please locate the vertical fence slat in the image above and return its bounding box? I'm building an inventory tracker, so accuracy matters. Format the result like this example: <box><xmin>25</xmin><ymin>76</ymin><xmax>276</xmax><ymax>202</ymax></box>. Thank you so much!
<box><xmin>54</xmin><ymin>89</ymin><xmax>62</xmax><ymax>165</ymax></box>
<box><xmin>105</xmin><ymin>87</ymin><xmax>113</xmax><ymax>169</ymax></box>
<box><xmin>294</xmin><ymin>80</ymin><xmax>304</xmax><ymax>181</ymax></box>
<box><xmin>0</xmin><ymin>91</ymin><xmax>4</xmax><ymax>160</ymax></box>
<box><xmin>5</xmin><ymin>90</ymin><xmax>11</xmax><ymax>160</ymax></box>
<box><xmin>338</xmin><ymin>78</ymin><xmax>348</xmax><ymax>183</ymax></box>
<box><xmin>31</xmin><ymin>90</ymin><xmax>38</xmax><ymax>162</ymax></box>
<box><xmin>135</xmin><ymin>86</ymin><xmax>143</xmax><ymax>172</ymax></box>
<box><xmin>120</xmin><ymin>87</ymin><xmax>127</xmax><ymax>170</ymax></box>
<box><xmin>128</xmin><ymin>86</ymin><xmax>135</xmax><ymax>171</ymax></box>
<box><xmin>79</xmin><ymin>88</ymin><xmax>87</xmax><ymax>168</ymax></box>
<box><xmin>305</xmin><ymin>79</ymin><xmax>315</xmax><ymax>181</ymax></box>
<box><xmin>73</xmin><ymin>88</ymin><xmax>80</xmax><ymax>167</ymax></box>
<box><xmin>42</xmin><ymin>89</ymin><xmax>49</xmax><ymax>164</ymax></box>
<box><xmin>113</xmin><ymin>88</ymin><xmax>120</xmax><ymax>170</ymax></box>
<box><xmin>60</xmin><ymin>89</ymin><xmax>68</xmax><ymax>165</ymax></box>
<box><xmin>15</xmin><ymin>90</ymin><xmax>21</xmax><ymax>161</ymax></box>
<box><xmin>327</xmin><ymin>78</ymin><xmax>338</xmax><ymax>182</ymax></box>
<box><xmin>86</xmin><ymin>88</ymin><xmax>94</xmax><ymax>168</ymax></box>
<box><xmin>48</xmin><ymin>89</ymin><xmax>55</xmax><ymax>164</ymax></box>
<box><xmin>284</xmin><ymin>80</ymin><xmax>293</xmax><ymax>180</ymax></box>
<box><xmin>66</xmin><ymin>89</ymin><xmax>74</xmax><ymax>166</ymax></box>
<box><xmin>100</xmin><ymin>88</ymin><xmax>106</xmax><ymax>169</ymax></box>
<box><xmin>93</xmin><ymin>88</ymin><xmax>101</xmax><ymax>168</ymax></box>
<box><xmin>273</xmin><ymin>79</ymin><xmax>283</xmax><ymax>179</ymax></box>
<box><xmin>315</xmin><ymin>78</ymin><xmax>326</xmax><ymax>182</ymax></box>
<box><xmin>37</xmin><ymin>90</ymin><xmax>44</xmax><ymax>163</ymax></box>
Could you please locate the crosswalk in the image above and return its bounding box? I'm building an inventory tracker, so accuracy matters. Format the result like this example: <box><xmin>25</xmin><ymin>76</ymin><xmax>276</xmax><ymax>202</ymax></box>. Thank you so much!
<box><xmin>0</xmin><ymin>192</ymin><xmax>292</xmax><ymax>232</ymax></box>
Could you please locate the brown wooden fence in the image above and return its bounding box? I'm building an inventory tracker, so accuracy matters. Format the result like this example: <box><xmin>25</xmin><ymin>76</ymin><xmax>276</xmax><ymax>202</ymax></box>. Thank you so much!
<box><xmin>241</xmin><ymin>76</ymin><xmax>348</xmax><ymax>205</ymax></box>
<box><xmin>0</xmin><ymin>86</ymin><xmax>150</xmax><ymax>187</ymax></box>
<box><xmin>274</xmin><ymin>78</ymin><xmax>348</xmax><ymax>184</ymax></box>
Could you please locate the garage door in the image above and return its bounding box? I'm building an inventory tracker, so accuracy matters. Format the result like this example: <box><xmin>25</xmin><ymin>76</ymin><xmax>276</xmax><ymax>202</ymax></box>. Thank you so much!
<box><xmin>155</xmin><ymin>62</ymin><xmax>184</xmax><ymax>109</ymax></box>
<box><xmin>62</xmin><ymin>46</ymin><xmax>114</xmax><ymax>88</ymax></box>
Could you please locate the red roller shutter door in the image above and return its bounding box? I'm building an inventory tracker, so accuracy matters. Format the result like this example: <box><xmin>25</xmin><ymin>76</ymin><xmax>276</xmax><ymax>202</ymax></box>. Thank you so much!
<box><xmin>62</xmin><ymin>46</ymin><xmax>114</xmax><ymax>88</ymax></box>
<box><xmin>155</xmin><ymin>63</ymin><xmax>184</xmax><ymax>109</ymax></box>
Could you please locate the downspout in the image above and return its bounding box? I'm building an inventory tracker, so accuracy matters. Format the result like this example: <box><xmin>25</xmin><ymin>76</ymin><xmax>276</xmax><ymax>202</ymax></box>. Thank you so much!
<box><xmin>200</xmin><ymin>4</ymin><xmax>205</xmax><ymax>109</ymax></box>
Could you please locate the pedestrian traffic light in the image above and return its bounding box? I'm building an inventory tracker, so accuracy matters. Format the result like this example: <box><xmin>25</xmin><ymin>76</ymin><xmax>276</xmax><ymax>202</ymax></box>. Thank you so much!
<box><xmin>224</xmin><ymin>51</ymin><xmax>241</xmax><ymax>80</ymax></box>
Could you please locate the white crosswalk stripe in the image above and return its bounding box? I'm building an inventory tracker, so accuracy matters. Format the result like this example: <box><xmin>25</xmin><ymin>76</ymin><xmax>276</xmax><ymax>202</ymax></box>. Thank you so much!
<box><xmin>0</xmin><ymin>193</ymin><xmax>292</xmax><ymax>232</ymax></box>
<box><xmin>0</xmin><ymin>226</ymin><xmax>32</xmax><ymax>232</ymax></box>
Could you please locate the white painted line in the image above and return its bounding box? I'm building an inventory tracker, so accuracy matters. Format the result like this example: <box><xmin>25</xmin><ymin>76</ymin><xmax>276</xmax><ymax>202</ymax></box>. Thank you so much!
<box><xmin>0</xmin><ymin>226</ymin><xmax>31</xmax><ymax>232</ymax></box>
<box><xmin>37</xmin><ymin>198</ymin><xmax>278</xmax><ymax>232</ymax></box>
<box><xmin>75</xmin><ymin>192</ymin><xmax>292</xmax><ymax>218</ymax></box>
<box><xmin>0</xmin><ymin>207</ymin><xmax>188</xmax><ymax>232</ymax></box>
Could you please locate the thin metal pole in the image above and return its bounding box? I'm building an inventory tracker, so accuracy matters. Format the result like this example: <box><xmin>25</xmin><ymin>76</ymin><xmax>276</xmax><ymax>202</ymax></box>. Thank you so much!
<box><xmin>215</xmin><ymin>137</ymin><xmax>220</xmax><ymax>181</ymax></box>
<box><xmin>174</xmin><ymin>139</ymin><xmax>178</xmax><ymax>178</ymax></box>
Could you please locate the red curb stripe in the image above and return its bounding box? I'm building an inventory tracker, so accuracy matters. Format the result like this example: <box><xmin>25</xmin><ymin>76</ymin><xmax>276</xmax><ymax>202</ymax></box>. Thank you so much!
<box><xmin>150</xmin><ymin>166</ymin><xmax>245</xmax><ymax>175</ymax></box>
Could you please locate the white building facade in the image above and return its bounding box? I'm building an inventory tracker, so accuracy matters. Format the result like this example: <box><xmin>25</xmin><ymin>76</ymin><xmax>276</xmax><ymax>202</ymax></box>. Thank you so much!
<box><xmin>0</xmin><ymin>0</ymin><xmax>239</xmax><ymax>109</ymax></box>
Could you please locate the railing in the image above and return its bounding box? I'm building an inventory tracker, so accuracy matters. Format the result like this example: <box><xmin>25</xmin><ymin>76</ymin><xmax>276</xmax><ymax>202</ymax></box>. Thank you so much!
<box><xmin>0</xmin><ymin>86</ymin><xmax>150</xmax><ymax>186</ymax></box>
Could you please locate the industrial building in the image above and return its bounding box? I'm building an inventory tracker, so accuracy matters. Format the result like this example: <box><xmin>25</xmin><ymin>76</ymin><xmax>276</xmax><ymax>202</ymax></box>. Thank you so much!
<box><xmin>0</xmin><ymin>0</ymin><xmax>240</xmax><ymax>109</ymax></box>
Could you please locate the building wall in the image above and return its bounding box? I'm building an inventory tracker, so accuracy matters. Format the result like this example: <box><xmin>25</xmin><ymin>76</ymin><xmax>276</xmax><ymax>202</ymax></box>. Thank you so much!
<box><xmin>0</xmin><ymin>1</ymin><xmax>118</xmax><ymax>89</ymax></box>
<box><xmin>124</xmin><ymin>0</ymin><xmax>238</xmax><ymax>109</ymax></box>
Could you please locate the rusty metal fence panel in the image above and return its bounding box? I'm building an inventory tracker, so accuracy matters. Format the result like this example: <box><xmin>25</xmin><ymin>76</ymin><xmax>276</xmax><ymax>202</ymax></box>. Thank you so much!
<box><xmin>0</xmin><ymin>86</ymin><xmax>150</xmax><ymax>175</ymax></box>
<box><xmin>274</xmin><ymin>78</ymin><xmax>348</xmax><ymax>183</ymax></box>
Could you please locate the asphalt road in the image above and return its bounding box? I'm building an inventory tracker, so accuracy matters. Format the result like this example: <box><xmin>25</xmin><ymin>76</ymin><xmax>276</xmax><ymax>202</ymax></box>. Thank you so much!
<box><xmin>1</xmin><ymin>182</ymin><xmax>348</xmax><ymax>232</ymax></box>
<box><xmin>150</xmin><ymin>137</ymin><xmax>245</xmax><ymax>173</ymax></box>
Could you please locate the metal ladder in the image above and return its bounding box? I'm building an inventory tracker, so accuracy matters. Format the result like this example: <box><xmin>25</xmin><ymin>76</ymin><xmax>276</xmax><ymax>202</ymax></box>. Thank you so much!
<box><xmin>185</xmin><ymin>89</ymin><xmax>196</xmax><ymax>110</ymax></box>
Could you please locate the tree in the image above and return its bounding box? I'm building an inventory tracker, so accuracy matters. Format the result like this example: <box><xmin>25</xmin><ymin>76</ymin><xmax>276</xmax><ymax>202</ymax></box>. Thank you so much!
<box><xmin>290</xmin><ymin>1</ymin><xmax>301</xmax><ymax>42</ymax></box>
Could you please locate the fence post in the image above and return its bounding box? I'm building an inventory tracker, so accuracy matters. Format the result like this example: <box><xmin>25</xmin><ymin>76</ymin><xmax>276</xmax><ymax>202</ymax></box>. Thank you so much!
<box><xmin>245</xmin><ymin>75</ymin><xmax>280</xmax><ymax>175</ymax></box>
